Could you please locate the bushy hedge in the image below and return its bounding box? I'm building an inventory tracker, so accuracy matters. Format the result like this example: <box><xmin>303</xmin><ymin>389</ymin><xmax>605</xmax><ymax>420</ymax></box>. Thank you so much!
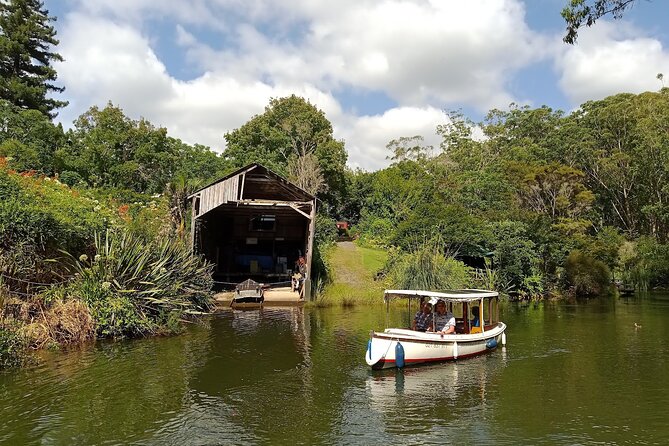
<box><xmin>0</xmin><ymin>165</ymin><xmax>113</xmax><ymax>283</ymax></box>
<box><xmin>0</xmin><ymin>326</ymin><xmax>26</xmax><ymax>368</ymax></box>
<box><xmin>564</xmin><ymin>250</ymin><xmax>611</xmax><ymax>296</ymax></box>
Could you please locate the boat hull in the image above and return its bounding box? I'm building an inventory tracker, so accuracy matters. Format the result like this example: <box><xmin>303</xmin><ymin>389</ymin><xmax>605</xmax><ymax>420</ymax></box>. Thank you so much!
<box><xmin>366</xmin><ymin>323</ymin><xmax>506</xmax><ymax>369</ymax></box>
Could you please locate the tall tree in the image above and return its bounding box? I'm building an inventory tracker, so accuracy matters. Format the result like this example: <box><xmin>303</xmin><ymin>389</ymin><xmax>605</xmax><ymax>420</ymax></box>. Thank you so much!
<box><xmin>0</xmin><ymin>0</ymin><xmax>67</xmax><ymax>117</ymax></box>
<box><xmin>224</xmin><ymin>95</ymin><xmax>348</xmax><ymax>213</ymax></box>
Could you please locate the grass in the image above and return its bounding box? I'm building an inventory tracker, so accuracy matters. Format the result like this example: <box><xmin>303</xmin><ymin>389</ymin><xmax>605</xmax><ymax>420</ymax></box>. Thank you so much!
<box><xmin>312</xmin><ymin>242</ymin><xmax>388</xmax><ymax>307</ymax></box>
<box><xmin>359</xmin><ymin>246</ymin><xmax>387</xmax><ymax>273</ymax></box>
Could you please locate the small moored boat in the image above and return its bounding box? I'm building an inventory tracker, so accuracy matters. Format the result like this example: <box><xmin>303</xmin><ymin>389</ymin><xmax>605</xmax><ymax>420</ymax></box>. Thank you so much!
<box><xmin>231</xmin><ymin>279</ymin><xmax>266</xmax><ymax>307</ymax></box>
<box><xmin>366</xmin><ymin>289</ymin><xmax>507</xmax><ymax>369</ymax></box>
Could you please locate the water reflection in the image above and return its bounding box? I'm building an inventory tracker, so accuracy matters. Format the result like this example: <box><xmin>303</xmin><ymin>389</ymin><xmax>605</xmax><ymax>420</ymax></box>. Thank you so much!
<box><xmin>367</xmin><ymin>355</ymin><xmax>505</xmax><ymax>414</ymax></box>
<box><xmin>3</xmin><ymin>297</ymin><xmax>669</xmax><ymax>445</ymax></box>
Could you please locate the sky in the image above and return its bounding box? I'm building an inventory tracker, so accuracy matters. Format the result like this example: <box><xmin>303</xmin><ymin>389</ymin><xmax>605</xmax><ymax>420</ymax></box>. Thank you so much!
<box><xmin>45</xmin><ymin>0</ymin><xmax>669</xmax><ymax>171</ymax></box>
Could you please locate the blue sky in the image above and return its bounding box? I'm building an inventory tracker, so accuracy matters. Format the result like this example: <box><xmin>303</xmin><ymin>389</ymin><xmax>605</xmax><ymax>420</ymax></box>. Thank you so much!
<box><xmin>46</xmin><ymin>0</ymin><xmax>669</xmax><ymax>170</ymax></box>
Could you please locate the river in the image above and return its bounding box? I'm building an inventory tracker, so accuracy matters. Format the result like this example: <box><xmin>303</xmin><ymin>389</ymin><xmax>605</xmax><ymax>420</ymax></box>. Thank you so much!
<box><xmin>1</xmin><ymin>294</ymin><xmax>668</xmax><ymax>445</ymax></box>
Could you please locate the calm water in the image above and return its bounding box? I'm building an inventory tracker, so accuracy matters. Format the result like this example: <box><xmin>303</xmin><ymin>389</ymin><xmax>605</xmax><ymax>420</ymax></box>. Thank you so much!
<box><xmin>2</xmin><ymin>294</ymin><xmax>669</xmax><ymax>445</ymax></box>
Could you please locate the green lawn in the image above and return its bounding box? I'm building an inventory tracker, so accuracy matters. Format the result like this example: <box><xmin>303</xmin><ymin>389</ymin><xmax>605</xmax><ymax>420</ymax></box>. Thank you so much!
<box><xmin>313</xmin><ymin>242</ymin><xmax>388</xmax><ymax>307</ymax></box>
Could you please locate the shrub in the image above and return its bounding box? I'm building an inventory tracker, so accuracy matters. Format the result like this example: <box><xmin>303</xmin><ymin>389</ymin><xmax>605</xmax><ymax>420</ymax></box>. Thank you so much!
<box><xmin>311</xmin><ymin>213</ymin><xmax>338</xmax><ymax>290</ymax></box>
<box><xmin>0</xmin><ymin>326</ymin><xmax>26</xmax><ymax>369</ymax></box>
<box><xmin>0</xmin><ymin>166</ymin><xmax>113</xmax><ymax>284</ymax></box>
<box><xmin>386</xmin><ymin>242</ymin><xmax>471</xmax><ymax>291</ymax></box>
<box><xmin>355</xmin><ymin>214</ymin><xmax>395</xmax><ymax>247</ymax></box>
<box><xmin>564</xmin><ymin>250</ymin><xmax>611</xmax><ymax>296</ymax></box>
<box><xmin>488</xmin><ymin>220</ymin><xmax>542</xmax><ymax>295</ymax></box>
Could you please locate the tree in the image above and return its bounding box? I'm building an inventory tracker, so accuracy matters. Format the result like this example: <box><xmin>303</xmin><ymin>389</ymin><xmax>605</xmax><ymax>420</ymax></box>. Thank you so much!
<box><xmin>568</xmin><ymin>92</ymin><xmax>669</xmax><ymax>238</ymax></box>
<box><xmin>287</xmin><ymin>152</ymin><xmax>325</xmax><ymax>195</ymax></box>
<box><xmin>0</xmin><ymin>0</ymin><xmax>67</xmax><ymax>117</ymax></box>
<box><xmin>562</xmin><ymin>0</ymin><xmax>641</xmax><ymax>44</ymax></box>
<box><xmin>0</xmin><ymin>98</ymin><xmax>64</xmax><ymax>173</ymax></box>
<box><xmin>224</xmin><ymin>95</ymin><xmax>348</xmax><ymax>212</ymax></box>
<box><xmin>386</xmin><ymin>135</ymin><xmax>433</xmax><ymax>162</ymax></box>
<box><xmin>519</xmin><ymin>163</ymin><xmax>594</xmax><ymax>224</ymax></box>
<box><xmin>57</xmin><ymin>102</ymin><xmax>227</xmax><ymax>194</ymax></box>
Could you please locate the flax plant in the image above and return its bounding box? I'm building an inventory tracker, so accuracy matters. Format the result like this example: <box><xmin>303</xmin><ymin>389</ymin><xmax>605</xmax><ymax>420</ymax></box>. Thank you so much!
<box><xmin>63</xmin><ymin>230</ymin><xmax>213</xmax><ymax>337</ymax></box>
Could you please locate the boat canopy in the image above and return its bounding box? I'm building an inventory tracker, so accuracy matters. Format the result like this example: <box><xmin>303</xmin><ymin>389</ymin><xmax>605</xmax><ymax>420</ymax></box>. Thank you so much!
<box><xmin>384</xmin><ymin>289</ymin><xmax>498</xmax><ymax>303</ymax></box>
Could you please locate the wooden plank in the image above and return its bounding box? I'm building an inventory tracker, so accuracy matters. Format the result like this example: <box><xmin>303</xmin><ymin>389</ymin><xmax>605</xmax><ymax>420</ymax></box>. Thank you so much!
<box><xmin>239</xmin><ymin>172</ymin><xmax>246</xmax><ymax>200</ymax></box>
<box><xmin>190</xmin><ymin>196</ymin><xmax>198</xmax><ymax>251</ymax></box>
<box><xmin>288</xmin><ymin>203</ymin><xmax>311</xmax><ymax>219</ymax></box>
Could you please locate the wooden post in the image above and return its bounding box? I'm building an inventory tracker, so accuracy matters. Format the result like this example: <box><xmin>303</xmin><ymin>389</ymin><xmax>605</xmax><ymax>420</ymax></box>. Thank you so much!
<box><xmin>190</xmin><ymin>195</ymin><xmax>198</xmax><ymax>253</ymax></box>
<box><xmin>304</xmin><ymin>198</ymin><xmax>317</xmax><ymax>301</ymax></box>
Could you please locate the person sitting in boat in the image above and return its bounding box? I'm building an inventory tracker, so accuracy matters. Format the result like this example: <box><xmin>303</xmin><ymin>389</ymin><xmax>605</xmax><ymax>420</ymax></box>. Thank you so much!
<box><xmin>429</xmin><ymin>299</ymin><xmax>455</xmax><ymax>334</ymax></box>
<box><xmin>412</xmin><ymin>301</ymin><xmax>433</xmax><ymax>332</ymax></box>
<box><xmin>471</xmin><ymin>306</ymin><xmax>480</xmax><ymax>327</ymax></box>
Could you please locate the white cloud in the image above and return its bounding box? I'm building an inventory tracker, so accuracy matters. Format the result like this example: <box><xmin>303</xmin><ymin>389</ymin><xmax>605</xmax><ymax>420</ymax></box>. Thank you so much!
<box><xmin>55</xmin><ymin>13</ymin><xmax>347</xmax><ymax>153</ymax></box>
<box><xmin>335</xmin><ymin>107</ymin><xmax>446</xmax><ymax>171</ymax></box>
<box><xmin>171</xmin><ymin>0</ymin><xmax>544</xmax><ymax>111</ymax></box>
<box><xmin>556</xmin><ymin>21</ymin><xmax>669</xmax><ymax>104</ymax></box>
<box><xmin>52</xmin><ymin>1</ymin><xmax>554</xmax><ymax>170</ymax></box>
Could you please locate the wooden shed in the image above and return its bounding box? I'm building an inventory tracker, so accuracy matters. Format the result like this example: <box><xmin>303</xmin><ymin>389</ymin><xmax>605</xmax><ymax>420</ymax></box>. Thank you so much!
<box><xmin>188</xmin><ymin>164</ymin><xmax>316</xmax><ymax>298</ymax></box>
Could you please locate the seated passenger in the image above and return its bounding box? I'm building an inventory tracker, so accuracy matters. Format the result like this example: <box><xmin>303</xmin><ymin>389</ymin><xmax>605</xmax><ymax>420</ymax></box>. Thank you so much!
<box><xmin>471</xmin><ymin>306</ymin><xmax>480</xmax><ymax>328</ymax></box>
<box><xmin>429</xmin><ymin>300</ymin><xmax>455</xmax><ymax>334</ymax></box>
<box><xmin>291</xmin><ymin>272</ymin><xmax>303</xmax><ymax>292</ymax></box>
<box><xmin>412</xmin><ymin>301</ymin><xmax>433</xmax><ymax>332</ymax></box>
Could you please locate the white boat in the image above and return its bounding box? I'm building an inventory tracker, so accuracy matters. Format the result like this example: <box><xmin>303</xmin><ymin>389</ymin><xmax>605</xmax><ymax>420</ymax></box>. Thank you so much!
<box><xmin>366</xmin><ymin>289</ymin><xmax>507</xmax><ymax>369</ymax></box>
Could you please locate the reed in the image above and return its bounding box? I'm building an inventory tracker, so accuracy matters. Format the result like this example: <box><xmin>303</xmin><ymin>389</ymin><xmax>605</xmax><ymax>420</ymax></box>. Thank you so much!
<box><xmin>386</xmin><ymin>243</ymin><xmax>471</xmax><ymax>291</ymax></box>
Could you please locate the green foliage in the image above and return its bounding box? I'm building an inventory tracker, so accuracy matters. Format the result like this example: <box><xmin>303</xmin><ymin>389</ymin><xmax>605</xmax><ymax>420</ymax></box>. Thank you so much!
<box><xmin>583</xmin><ymin>226</ymin><xmax>624</xmax><ymax>271</ymax></box>
<box><xmin>394</xmin><ymin>203</ymin><xmax>490</xmax><ymax>257</ymax></box>
<box><xmin>55</xmin><ymin>102</ymin><xmax>228</xmax><ymax>194</ymax></box>
<box><xmin>310</xmin><ymin>213</ymin><xmax>338</xmax><ymax>290</ymax></box>
<box><xmin>62</xmin><ymin>230</ymin><xmax>213</xmax><ymax>338</ymax></box>
<box><xmin>0</xmin><ymin>0</ymin><xmax>67</xmax><ymax>117</ymax></box>
<box><xmin>386</xmin><ymin>242</ymin><xmax>471</xmax><ymax>291</ymax></box>
<box><xmin>562</xmin><ymin>0</ymin><xmax>639</xmax><ymax>44</ymax></box>
<box><xmin>0</xmin><ymin>139</ymin><xmax>40</xmax><ymax>171</ymax></box>
<box><xmin>355</xmin><ymin>213</ymin><xmax>395</xmax><ymax>248</ymax></box>
<box><xmin>519</xmin><ymin>162</ymin><xmax>594</xmax><ymax>223</ymax></box>
<box><xmin>471</xmin><ymin>258</ymin><xmax>501</xmax><ymax>292</ymax></box>
<box><xmin>0</xmin><ymin>166</ymin><xmax>113</xmax><ymax>283</ymax></box>
<box><xmin>0</xmin><ymin>326</ymin><xmax>26</xmax><ymax>368</ymax></box>
<box><xmin>619</xmin><ymin>237</ymin><xmax>669</xmax><ymax>291</ymax></box>
<box><xmin>386</xmin><ymin>135</ymin><xmax>434</xmax><ymax>162</ymax></box>
<box><xmin>351</xmin><ymin>91</ymin><xmax>669</xmax><ymax>295</ymax></box>
<box><xmin>571</xmin><ymin>92</ymin><xmax>669</xmax><ymax>237</ymax></box>
<box><xmin>488</xmin><ymin>220</ymin><xmax>543</xmax><ymax>295</ymax></box>
<box><xmin>564</xmin><ymin>250</ymin><xmax>611</xmax><ymax>296</ymax></box>
<box><xmin>0</xmin><ymin>99</ymin><xmax>65</xmax><ymax>173</ymax></box>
